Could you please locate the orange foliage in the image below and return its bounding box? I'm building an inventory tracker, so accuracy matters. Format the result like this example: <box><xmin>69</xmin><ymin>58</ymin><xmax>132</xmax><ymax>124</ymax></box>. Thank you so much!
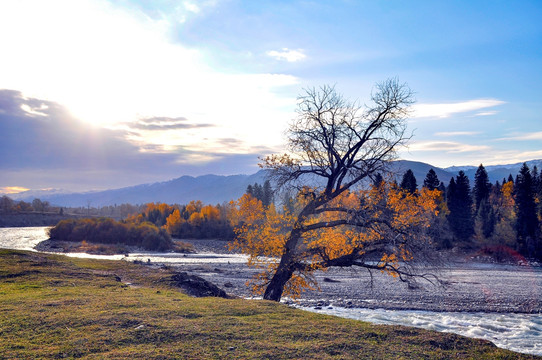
<box><xmin>231</xmin><ymin>182</ymin><xmax>439</xmax><ymax>298</ymax></box>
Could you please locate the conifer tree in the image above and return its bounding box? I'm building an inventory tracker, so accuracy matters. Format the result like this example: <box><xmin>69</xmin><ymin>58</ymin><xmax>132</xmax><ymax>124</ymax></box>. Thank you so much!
<box><xmin>423</xmin><ymin>169</ymin><xmax>440</xmax><ymax>190</ymax></box>
<box><xmin>447</xmin><ymin>171</ymin><xmax>474</xmax><ymax>242</ymax></box>
<box><xmin>515</xmin><ymin>163</ymin><xmax>538</xmax><ymax>257</ymax></box>
<box><xmin>473</xmin><ymin>164</ymin><xmax>491</xmax><ymax>212</ymax></box>
<box><xmin>262</xmin><ymin>180</ymin><xmax>274</xmax><ymax>207</ymax></box>
<box><xmin>400</xmin><ymin>169</ymin><xmax>417</xmax><ymax>194</ymax></box>
<box><xmin>372</xmin><ymin>173</ymin><xmax>384</xmax><ymax>187</ymax></box>
<box><xmin>246</xmin><ymin>184</ymin><xmax>254</xmax><ymax>197</ymax></box>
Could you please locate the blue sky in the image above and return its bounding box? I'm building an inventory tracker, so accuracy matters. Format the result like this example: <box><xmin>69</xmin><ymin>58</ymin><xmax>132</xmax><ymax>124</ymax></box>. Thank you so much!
<box><xmin>1</xmin><ymin>0</ymin><xmax>541</xmax><ymax>193</ymax></box>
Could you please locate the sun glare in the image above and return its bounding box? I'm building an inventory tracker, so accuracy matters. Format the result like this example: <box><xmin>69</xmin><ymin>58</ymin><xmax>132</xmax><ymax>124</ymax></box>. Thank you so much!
<box><xmin>0</xmin><ymin>186</ymin><xmax>30</xmax><ymax>195</ymax></box>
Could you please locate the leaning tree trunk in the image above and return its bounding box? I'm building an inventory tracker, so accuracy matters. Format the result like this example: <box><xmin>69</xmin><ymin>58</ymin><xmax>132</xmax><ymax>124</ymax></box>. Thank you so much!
<box><xmin>262</xmin><ymin>260</ymin><xmax>295</xmax><ymax>301</ymax></box>
<box><xmin>262</xmin><ymin>228</ymin><xmax>303</xmax><ymax>301</ymax></box>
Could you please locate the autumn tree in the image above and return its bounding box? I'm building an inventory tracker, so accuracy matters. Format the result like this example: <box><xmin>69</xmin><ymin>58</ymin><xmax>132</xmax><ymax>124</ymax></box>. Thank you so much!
<box><xmin>233</xmin><ymin>80</ymin><xmax>441</xmax><ymax>302</ymax></box>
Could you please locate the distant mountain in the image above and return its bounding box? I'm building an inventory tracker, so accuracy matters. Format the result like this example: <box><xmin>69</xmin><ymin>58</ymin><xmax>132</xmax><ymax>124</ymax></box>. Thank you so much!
<box><xmin>10</xmin><ymin>159</ymin><xmax>542</xmax><ymax>207</ymax></box>
<box><xmin>15</xmin><ymin>171</ymin><xmax>268</xmax><ymax>207</ymax></box>
<box><xmin>389</xmin><ymin>160</ymin><xmax>454</xmax><ymax>186</ymax></box>
<box><xmin>444</xmin><ymin>159</ymin><xmax>542</xmax><ymax>184</ymax></box>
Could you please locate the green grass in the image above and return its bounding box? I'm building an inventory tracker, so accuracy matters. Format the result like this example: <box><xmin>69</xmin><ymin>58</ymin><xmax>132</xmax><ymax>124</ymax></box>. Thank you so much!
<box><xmin>0</xmin><ymin>249</ymin><xmax>538</xmax><ymax>359</ymax></box>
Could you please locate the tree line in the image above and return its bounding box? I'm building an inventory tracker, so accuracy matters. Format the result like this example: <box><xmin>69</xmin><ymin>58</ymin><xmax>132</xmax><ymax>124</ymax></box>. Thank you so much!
<box><xmin>396</xmin><ymin>163</ymin><xmax>542</xmax><ymax>261</ymax></box>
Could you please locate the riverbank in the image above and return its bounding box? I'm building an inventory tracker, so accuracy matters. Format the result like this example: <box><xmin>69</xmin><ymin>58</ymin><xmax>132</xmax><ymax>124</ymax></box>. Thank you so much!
<box><xmin>1</xmin><ymin>249</ymin><xmax>535</xmax><ymax>359</ymax></box>
<box><xmin>168</xmin><ymin>239</ymin><xmax>542</xmax><ymax>314</ymax></box>
<box><xmin>33</xmin><ymin>236</ymin><xmax>542</xmax><ymax>314</ymax></box>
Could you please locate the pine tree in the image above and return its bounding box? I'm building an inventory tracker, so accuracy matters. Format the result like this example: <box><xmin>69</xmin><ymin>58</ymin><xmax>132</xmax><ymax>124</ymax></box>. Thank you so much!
<box><xmin>515</xmin><ymin>163</ymin><xmax>538</xmax><ymax>257</ymax></box>
<box><xmin>372</xmin><ymin>173</ymin><xmax>384</xmax><ymax>187</ymax></box>
<box><xmin>262</xmin><ymin>180</ymin><xmax>274</xmax><ymax>207</ymax></box>
<box><xmin>246</xmin><ymin>184</ymin><xmax>254</xmax><ymax>197</ymax></box>
<box><xmin>400</xmin><ymin>169</ymin><xmax>417</xmax><ymax>194</ymax></box>
<box><xmin>423</xmin><ymin>169</ymin><xmax>440</xmax><ymax>190</ymax></box>
<box><xmin>473</xmin><ymin>164</ymin><xmax>491</xmax><ymax>212</ymax></box>
<box><xmin>253</xmin><ymin>183</ymin><xmax>264</xmax><ymax>202</ymax></box>
<box><xmin>447</xmin><ymin>171</ymin><xmax>474</xmax><ymax>242</ymax></box>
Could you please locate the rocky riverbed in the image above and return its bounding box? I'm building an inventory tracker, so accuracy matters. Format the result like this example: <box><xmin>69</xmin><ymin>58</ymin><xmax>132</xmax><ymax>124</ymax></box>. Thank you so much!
<box><xmin>177</xmin><ymin>239</ymin><xmax>542</xmax><ymax>314</ymax></box>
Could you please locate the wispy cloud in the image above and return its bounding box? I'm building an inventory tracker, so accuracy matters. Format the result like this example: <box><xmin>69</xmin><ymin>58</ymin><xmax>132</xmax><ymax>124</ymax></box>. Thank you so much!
<box><xmin>474</xmin><ymin>111</ymin><xmax>498</xmax><ymax>116</ymax></box>
<box><xmin>266</xmin><ymin>48</ymin><xmax>307</xmax><ymax>62</ymax></box>
<box><xmin>126</xmin><ymin>117</ymin><xmax>214</xmax><ymax>131</ymax></box>
<box><xmin>497</xmin><ymin>131</ymin><xmax>542</xmax><ymax>141</ymax></box>
<box><xmin>434</xmin><ymin>131</ymin><xmax>480</xmax><ymax>137</ymax></box>
<box><xmin>408</xmin><ymin>141</ymin><xmax>490</xmax><ymax>153</ymax></box>
<box><xmin>411</xmin><ymin>99</ymin><xmax>505</xmax><ymax>118</ymax></box>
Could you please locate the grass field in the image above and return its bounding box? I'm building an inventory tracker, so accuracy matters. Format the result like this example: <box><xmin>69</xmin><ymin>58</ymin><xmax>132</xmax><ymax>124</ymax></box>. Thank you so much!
<box><xmin>0</xmin><ymin>249</ymin><xmax>538</xmax><ymax>359</ymax></box>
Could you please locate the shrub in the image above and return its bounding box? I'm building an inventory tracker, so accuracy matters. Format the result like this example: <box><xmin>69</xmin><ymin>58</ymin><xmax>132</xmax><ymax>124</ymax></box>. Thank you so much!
<box><xmin>49</xmin><ymin>218</ymin><xmax>173</xmax><ymax>251</ymax></box>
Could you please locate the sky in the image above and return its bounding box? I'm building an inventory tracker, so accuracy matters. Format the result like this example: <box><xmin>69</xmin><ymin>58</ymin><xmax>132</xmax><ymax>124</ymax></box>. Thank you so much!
<box><xmin>1</xmin><ymin>0</ymin><xmax>541</xmax><ymax>193</ymax></box>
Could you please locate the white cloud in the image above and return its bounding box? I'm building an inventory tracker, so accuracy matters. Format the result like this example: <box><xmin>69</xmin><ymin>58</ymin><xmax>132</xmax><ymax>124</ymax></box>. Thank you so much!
<box><xmin>411</xmin><ymin>99</ymin><xmax>505</xmax><ymax>118</ymax></box>
<box><xmin>474</xmin><ymin>111</ymin><xmax>498</xmax><ymax>116</ymax></box>
<box><xmin>434</xmin><ymin>131</ymin><xmax>480</xmax><ymax>137</ymax></box>
<box><xmin>497</xmin><ymin>131</ymin><xmax>542</xmax><ymax>141</ymax></box>
<box><xmin>408</xmin><ymin>141</ymin><xmax>490</xmax><ymax>153</ymax></box>
<box><xmin>0</xmin><ymin>0</ymin><xmax>298</xmax><ymax>156</ymax></box>
<box><xmin>183</xmin><ymin>1</ymin><xmax>200</xmax><ymax>13</ymax></box>
<box><xmin>266</xmin><ymin>48</ymin><xmax>307</xmax><ymax>62</ymax></box>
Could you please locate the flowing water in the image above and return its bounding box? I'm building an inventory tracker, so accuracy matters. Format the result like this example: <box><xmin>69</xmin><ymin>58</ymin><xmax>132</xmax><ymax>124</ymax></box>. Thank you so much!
<box><xmin>1</xmin><ymin>226</ymin><xmax>541</xmax><ymax>356</ymax></box>
<box><xmin>298</xmin><ymin>306</ymin><xmax>542</xmax><ymax>356</ymax></box>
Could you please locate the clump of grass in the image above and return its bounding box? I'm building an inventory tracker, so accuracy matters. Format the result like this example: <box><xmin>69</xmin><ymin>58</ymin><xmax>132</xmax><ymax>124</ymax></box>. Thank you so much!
<box><xmin>0</xmin><ymin>249</ymin><xmax>538</xmax><ymax>359</ymax></box>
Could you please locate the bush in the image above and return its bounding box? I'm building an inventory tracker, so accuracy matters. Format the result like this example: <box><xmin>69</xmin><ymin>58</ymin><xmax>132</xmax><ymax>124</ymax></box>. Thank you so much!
<box><xmin>49</xmin><ymin>218</ymin><xmax>173</xmax><ymax>251</ymax></box>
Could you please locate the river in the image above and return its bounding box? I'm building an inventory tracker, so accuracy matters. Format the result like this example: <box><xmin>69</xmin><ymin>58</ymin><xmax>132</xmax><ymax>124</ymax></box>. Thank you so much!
<box><xmin>0</xmin><ymin>226</ymin><xmax>541</xmax><ymax>356</ymax></box>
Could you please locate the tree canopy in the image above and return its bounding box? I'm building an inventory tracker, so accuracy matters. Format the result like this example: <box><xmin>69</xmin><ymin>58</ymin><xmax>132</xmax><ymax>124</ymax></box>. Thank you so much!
<box><xmin>232</xmin><ymin>79</ymin><xmax>444</xmax><ymax>301</ymax></box>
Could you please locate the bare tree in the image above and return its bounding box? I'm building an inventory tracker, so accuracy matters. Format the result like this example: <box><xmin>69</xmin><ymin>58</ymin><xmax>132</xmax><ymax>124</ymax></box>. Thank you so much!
<box><xmin>256</xmin><ymin>79</ymin><xmax>439</xmax><ymax>301</ymax></box>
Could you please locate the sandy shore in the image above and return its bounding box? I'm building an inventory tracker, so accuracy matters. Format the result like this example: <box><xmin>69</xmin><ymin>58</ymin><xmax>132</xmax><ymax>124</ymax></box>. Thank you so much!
<box><xmin>177</xmin><ymin>239</ymin><xmax>542</xmax><ymax>314</ymax></box>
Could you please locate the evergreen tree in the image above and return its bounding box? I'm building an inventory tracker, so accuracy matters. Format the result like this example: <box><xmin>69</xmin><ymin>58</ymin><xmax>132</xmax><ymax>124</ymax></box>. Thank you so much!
<box><xmin>400</xmin><ymin>169</ymin><xmax>417</xmax><ymax>194</ymax></box>
<box><xmin>477</xmin><ymin>198</ymin><xmax>496</xmax><ymax>238</ymax></box>
<box><xmin>447</xmin><ymin>171</ymin><xmax>474</xmax><ymax>242</ymax></box>
<box><xmin>515</xmin><ymin>163</ymin><xmax>538</xmax><ymax>257</ymax></box>
<box><xmin>473</xmin><ymin>164</ymin><xmax>491</xmax><ymax>212</ymax></box>
<box><xmin>262</xmin><ymin>180</ymin><xmax>274</xmax><ymax>207</ymax></box>
<box><xmin>246</xmin><ymin>184</ymin><xmax>254</xmax><ymax>197</ymax></box>
<box><xmin>253</xmin><ymin>183</ymin><xmax>264</xmax><ymax>202</ymax></box>
<box><xmin>423</xmin><ymin>169</ymin><xmax>440</xmax><ymax>190</ymax></box>
<box><xmin>507</xmin><ymin>174</ymin><xmax>514</xmax><ymax>184</ymax></box>
<box><xmin>438</xmin><ymin>181</ymin><xmax>447</xmax><ymax>202</ymax></box>
<box><xmin>372</xmin><ymin>173</ymin><xmax>384</xmax><ymax>187</ymax></box>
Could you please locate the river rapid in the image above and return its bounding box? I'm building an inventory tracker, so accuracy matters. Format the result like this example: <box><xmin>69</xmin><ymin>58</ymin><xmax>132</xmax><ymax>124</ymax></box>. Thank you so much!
<box><xmin>1</xmin><ymin>226</ymin><xmax>541</xmax><ymax>356</ymax></box>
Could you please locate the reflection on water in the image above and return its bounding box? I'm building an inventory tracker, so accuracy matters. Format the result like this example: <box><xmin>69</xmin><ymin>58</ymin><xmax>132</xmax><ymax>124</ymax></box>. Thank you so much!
<box><xmin>0</xmin><ymin>226</ymin><xmax>50</xmax><ymax>251</ymax></box>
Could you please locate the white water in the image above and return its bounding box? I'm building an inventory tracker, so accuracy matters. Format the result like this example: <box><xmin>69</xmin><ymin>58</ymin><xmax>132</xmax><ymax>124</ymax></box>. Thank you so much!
<box><xmin>300</xmin><ymin>306</ymin><xmax>542</xmax><ymax>356</ymax></box>
<box><xmin>1</xmin><ymin>226</ymin><xmax>541</xmax><ymax>356</ymax></box>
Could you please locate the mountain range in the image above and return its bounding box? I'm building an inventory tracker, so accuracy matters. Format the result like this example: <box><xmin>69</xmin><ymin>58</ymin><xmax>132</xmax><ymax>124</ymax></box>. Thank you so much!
<box><xmin>8</xmin><ymin>159</ymin><xmax>542</xmax><ymax>207</ymax></box>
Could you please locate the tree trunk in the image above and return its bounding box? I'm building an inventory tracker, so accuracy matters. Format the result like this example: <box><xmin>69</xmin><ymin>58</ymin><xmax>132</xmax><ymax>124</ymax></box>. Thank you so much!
<box><xmin>263</xmin><ymin>229</ymin><xmax>303</xmax><ymax>301</ymax></box>
<box><xmin>263</xmin><ymin>257</ymin><xmax>295</xmax><ymax>301</ymax></box>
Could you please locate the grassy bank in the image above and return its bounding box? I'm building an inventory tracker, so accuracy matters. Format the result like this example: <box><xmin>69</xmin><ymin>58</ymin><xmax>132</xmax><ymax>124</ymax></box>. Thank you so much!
<box><xmin>0</xmin><ymin>250</ymin><xmax>537</xmax><ymax>359</ymax></box>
